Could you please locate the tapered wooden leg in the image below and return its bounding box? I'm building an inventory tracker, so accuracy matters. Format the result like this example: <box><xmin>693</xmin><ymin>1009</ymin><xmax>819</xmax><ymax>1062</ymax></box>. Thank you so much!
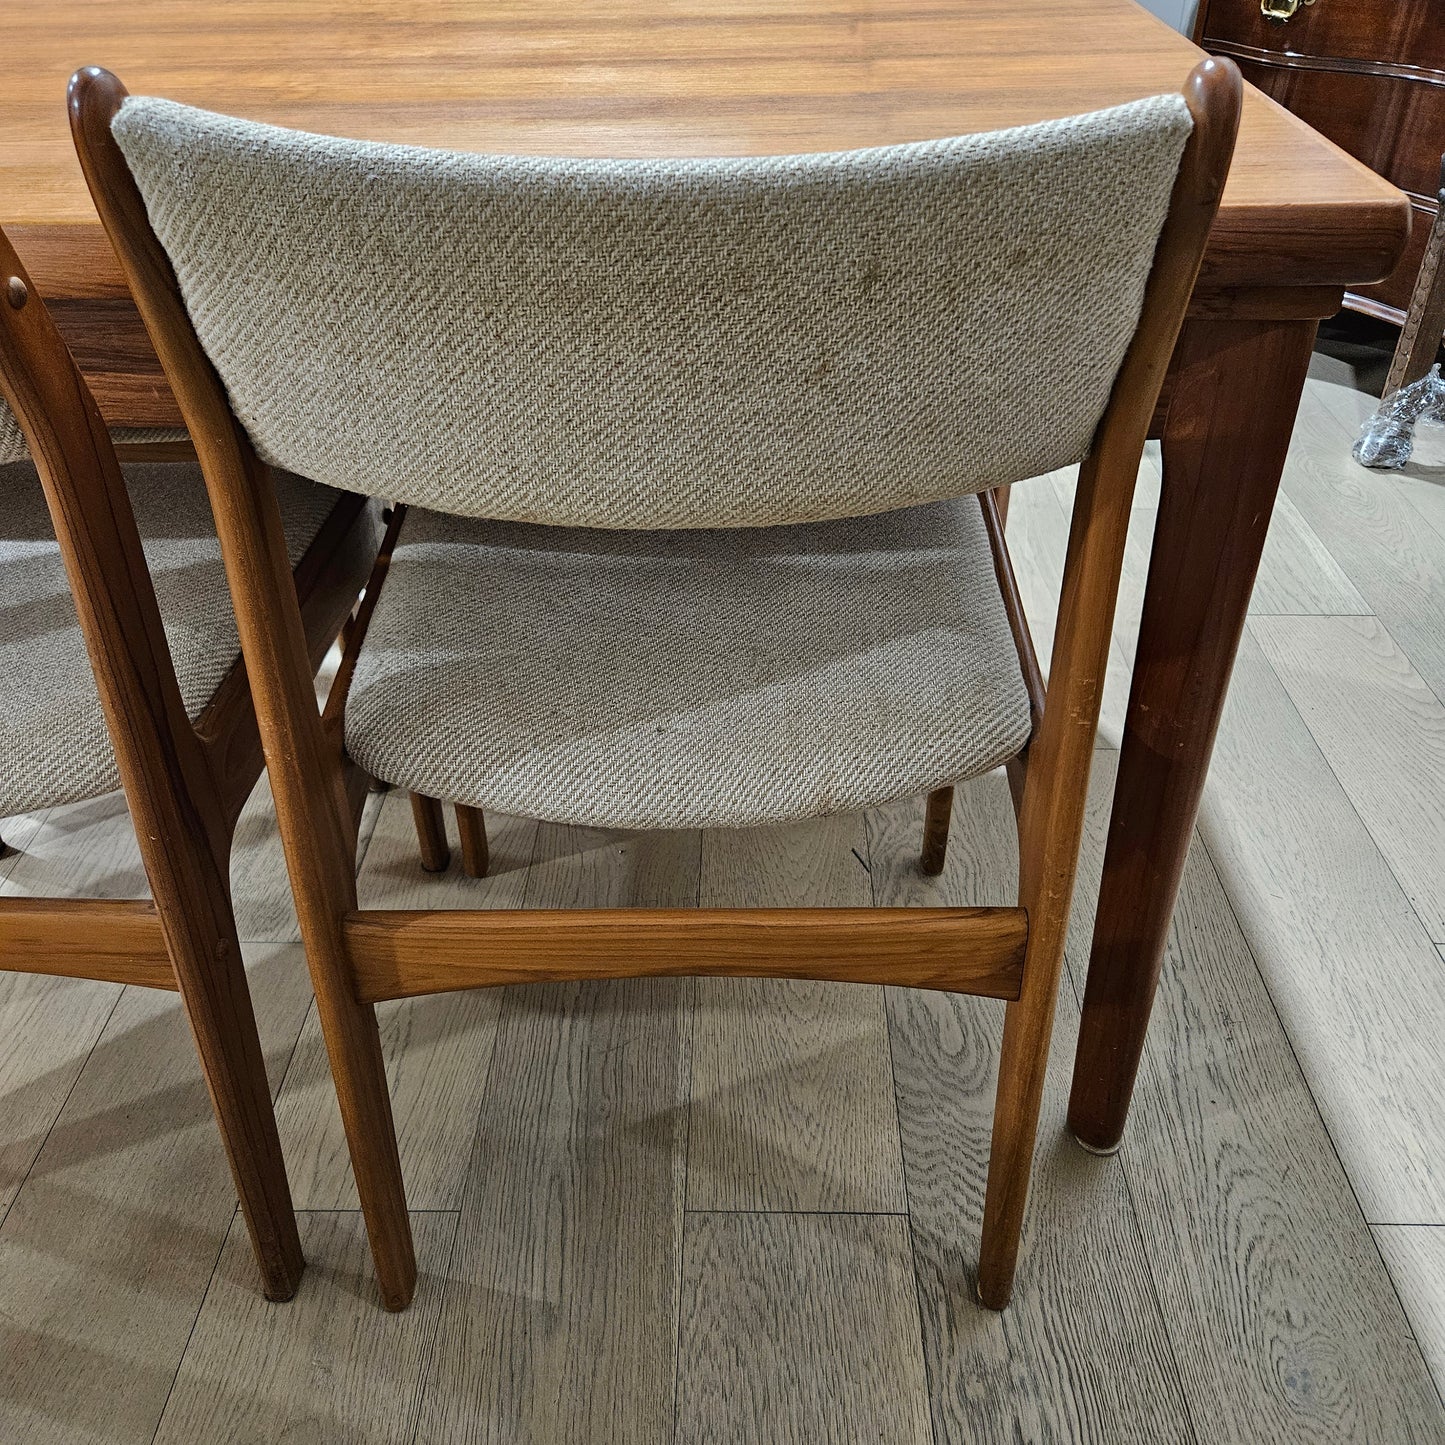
<box><xmin>162</xmin><ymin>881</ymin><xmax>305</xmax><ymax>1301</ymax></box>
<box><xmin>920</xmin><ymin>786</ymin><xmax>954</xmax><ymax>875</ymax></box>
<box><xmin>409</xmin><ymin>792</ymin><xmax>450</xmax><ymax>872</ymax></box>
<box><xmin>455</xmin><ymin>804</ymin><xmax>489</xmax><ymax>878</ymax></box>
<box><xmin>977</xmin><ymin>937</ymin><xmax>1064</xmax><ymax>1310</ymax></box>
<box><xmin>305</xmin><ymin>957</ymin><xmax>417</xmax><ymax>1309</ymax></box>
<box><xmin>1068</xmin><ymin>317</ymin><xmax>1318</xmax><ymax>1152</ymax></box>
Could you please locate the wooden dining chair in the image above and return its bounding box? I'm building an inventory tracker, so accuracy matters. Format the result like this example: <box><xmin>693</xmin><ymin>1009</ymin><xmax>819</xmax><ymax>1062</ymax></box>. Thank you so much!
<box><xmin>0</xmin><ymin>222</ymin><xmax>379</xmax><ymax>1299</ymax></box>
<box><xmin>71</xmin><ymin>57</ymin><xmax>1241</xmax><ymax>1312</ymax></box>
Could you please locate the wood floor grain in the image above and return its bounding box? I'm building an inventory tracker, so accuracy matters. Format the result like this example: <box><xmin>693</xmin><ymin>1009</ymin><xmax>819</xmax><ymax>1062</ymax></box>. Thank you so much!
<box><xmin>1071</xmin><ymin>753</ymin><xmax>1444</xmax><ymax>1445</ymax></box>
<box><xmin>676</xmin><ymin>1212</ymin><xmax>932</xmax><ymax>1445</ymax></box>
<box><xmin>0</xmin><ymin>941</ymin><xmax>313</xmax><ymax>1445</ymax></box>
<box><xmin>414</xmin><ymin>824</ymin><xmax>695</xmax><ymax>1445</ymax></box>
<box><xmin>1255</xmin><ymin>613</ymin><xmax>1445</xmax><ymax>942</ymax></box>
<box><xmin>1200</xmin><ymin>629</ymin><xmax>1445</xmax><ymax>1223</ymax></box>
<box><xmin>153</xmin><ymin>1210</ymin><xmax>456</xmax><ymax>1445</ymax></box>
<box><xmin>689</xmin><ymin>814</ymin><xmax>906</xmax><ymax>1213</ymax></box>
<box><xmin>870</xmin><ymin>780</ymin><xmax>1198</xmax><ymax>1445</ymax></box>
<box><xmin>273</xmin><ymin>792</ymin><xmax>535</xmax><ymax>1209</ymax></box>
<box><xmin>1375</xmin><ymin>1225</ymin><xmax>1445</xmax><ymax>1408</ymax></box>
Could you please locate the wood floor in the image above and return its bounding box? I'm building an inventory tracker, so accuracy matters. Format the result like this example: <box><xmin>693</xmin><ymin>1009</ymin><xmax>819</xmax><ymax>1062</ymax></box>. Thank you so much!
<box><xmin>2</xmin><ymin>370</ymin><xmax>1444</xmax><ymax>1442</ymax></box>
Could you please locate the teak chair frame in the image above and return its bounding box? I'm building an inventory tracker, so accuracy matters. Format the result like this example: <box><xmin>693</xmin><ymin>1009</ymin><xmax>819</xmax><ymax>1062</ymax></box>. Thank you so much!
<box><xmin>70</xmin><ymin>57</ymin><xmax>1242</xmax><ymax>1311</ymax></box>
<box><xmin>0</xmin><ymin>223</ymin><xmax>376</xmax><ymax>1300</ymax></box>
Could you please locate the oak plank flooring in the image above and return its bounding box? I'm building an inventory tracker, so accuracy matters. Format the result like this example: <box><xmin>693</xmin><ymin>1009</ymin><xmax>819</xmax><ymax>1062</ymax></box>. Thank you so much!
<box><xmin>676</xmin><ymin>1212</ymin><xmax>932</xmax><ymax>1445</ymax></box>
<box><xmin>1375</xmin><ymin>1225</ymin><xmax>1445</xmax><ymax>1408</ymax></box>
<box><xmin>0</xmin><ymin>940</ymin><xmax>313</xmax><ymax>1445</ymax></box>
<box><xmin>1255</xmin><ymin>614</ymin><xmax>1445</xmax><ymax>942</ymax></box>
<box><xmin>153</xmin><ymin>1210</ymin><xmax>457</xmax><ymax>1444</ymax></box>
<box><xmin>1069</xmin><ymin>753</ymin><xmax>1443</xmax><ymax>1444</ymax></box>
<box><xmin>414</xmin><ymin>823</ymin><xmax>696</xmax><ymax>1445</ymax></box>
<box><xmin>689</xmin><ymin>814</ymin><xmax>906</xmax><ymax>1213</ymax></box>
<box><xmin>870</xmin><ymin>778</ymin><xmax>1198</xmax><ymax>1445</ymax></box>
<box><xmin>1200</xmin><ymin>628</ymin><xmax>1445</xmax><ymax>1223</ymax></box>
<box><xmin>1285</xmin><ymin>384</ymin><xmax>1445</xmax><ymax>706</ymax></box>
<box><xmin>273</xmin><ymin>791</ymin><xmax>534</xmax><ymax>1209</ymax></box>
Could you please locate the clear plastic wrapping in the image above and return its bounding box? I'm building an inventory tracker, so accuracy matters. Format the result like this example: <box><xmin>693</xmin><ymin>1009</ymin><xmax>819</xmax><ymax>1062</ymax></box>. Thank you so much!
<box><xmin>1353</xmin><ymin>364</ymin><xmax>1445</xmax><ymax>470</ymax></box>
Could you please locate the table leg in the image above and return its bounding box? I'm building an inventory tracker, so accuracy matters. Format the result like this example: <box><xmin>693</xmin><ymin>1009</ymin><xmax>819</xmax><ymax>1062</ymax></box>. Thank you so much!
<box><xmin>1067</xmin><ymin>315</ymin><xmax>1319</xmax><ymax>1152</ymax></box>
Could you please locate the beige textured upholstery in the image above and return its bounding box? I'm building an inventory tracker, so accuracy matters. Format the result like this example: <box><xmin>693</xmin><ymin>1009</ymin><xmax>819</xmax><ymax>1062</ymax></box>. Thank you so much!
<box><xmin>0</xmin><ymin>460</ymin><xmax>358</xmax><ymax>817</ymax></box>
<box><xmin>346</xmin><ymin>499</ymin><xmax>1032</xmax><ymax>829</ymax></box>
<box><xmin>112</xmin><ymin>94</ymin><xmax>1192</xmax><ymax>530</ymax></box>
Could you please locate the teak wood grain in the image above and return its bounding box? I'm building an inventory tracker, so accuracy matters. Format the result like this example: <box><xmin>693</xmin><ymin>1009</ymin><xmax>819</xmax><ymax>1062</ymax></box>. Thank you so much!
<box><xmin>0</xmin><ymin>0</ymin><xmax>1406</xmax><ymax>428</ymax></box>
<box><xmin>345</xmin><ymin>906</ymin><xmax>1029</xmax><ymax>1004</ymax></box>
<box><xmin>0</xmin><ymin>216</ymin><xmax>374</xmax><ymax>1300</ymax></box>
<box><xmin>69</xmin><ymin>47</ymin><xmax>1244</xmax><ymax>1315</ymax></box>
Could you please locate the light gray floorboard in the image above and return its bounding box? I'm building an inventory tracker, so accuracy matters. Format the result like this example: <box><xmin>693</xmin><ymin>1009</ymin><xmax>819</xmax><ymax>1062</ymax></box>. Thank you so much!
<box><xmin>689</xmin><ymin>813</ymin><xmax>905</xmax><ymax>1213</ymax></box>
<box><xmin>1070</xmin><ymin>754</ymin><xmax>1443</xmax><ymax>1444</ymax></box>
<box><xmin>1200</xmin><ymin>629</ymin><xmax>1445</xmax><ymax>1223</ymax></box>
<box><xmin>870</xmin><ymin>777</ymin><xmax>1197</xmax><ymax>1445</ymax></box>
<box><xmin>676</xmin><ymin>1212</ymin><xmax>932</xmax><ymax>1445</ymax></box>
<box><xmin>1375</xmin><ymin>1225</ymin><xmax>1445</xmax><ymax>1409</ymax></box>
<box><xmin>1255</xmin><ymin>613</ymin><xmax>1445</xmax><ymax>942</ymax></box>
<box><xmin>273</xmin><ymin>792</ymin><xmax>534</xmax><ymax>1209</ymax></box>
<box><xmin>414</xmin><ymin>824</ymin><xmax>696</xmax><ymax>1444</ymax></box>
<box><xmin>0</xmin><ymin>941</ymin><xmax>313</xmax><ymax>1445</ymax></box>
<box><xmin>155</xmin><ymin>1210</ymin><xmax>456</xmax><ymax>1445</ymax></box>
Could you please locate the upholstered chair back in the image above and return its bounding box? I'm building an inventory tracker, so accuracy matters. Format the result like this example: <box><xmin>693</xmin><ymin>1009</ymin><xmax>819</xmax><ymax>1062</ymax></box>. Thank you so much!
<box><xmin>112</xmin><ymin>95</ymin><xmax>1192</xmax><ymax>530</ymax></box>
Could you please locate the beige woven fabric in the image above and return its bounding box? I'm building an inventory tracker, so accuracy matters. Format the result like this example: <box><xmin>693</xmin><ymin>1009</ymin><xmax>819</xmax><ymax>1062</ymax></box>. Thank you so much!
<box><xmin>113</xmin><ymin>93</ymin><xmax>1191</xmax><ymax>530</ymax></box>
<box><xmin>346</xmin><ymin>498</ymin><xmax>1031</xmax><ymax>829</ymax></box>
<box><xmin>0</xmin><ymin>398</ymin><xmax>188</xmax><ymax>464</ymax></box>
<box><xmin>0</xmin><ymin>460</ymin><xmax>355</xmax><ymax>816</ymax></box>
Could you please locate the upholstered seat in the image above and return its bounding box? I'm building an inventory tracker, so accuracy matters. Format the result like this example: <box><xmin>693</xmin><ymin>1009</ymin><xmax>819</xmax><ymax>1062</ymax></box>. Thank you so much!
<box><xmin>346</xmin><ymin>496</ymin><xmax>1032</xmax><ymax>830</ymax></box>
<box><xmin>0</xmin><ymin>458</ymin><xmax>350</xmax><ymax>815</ymax></box>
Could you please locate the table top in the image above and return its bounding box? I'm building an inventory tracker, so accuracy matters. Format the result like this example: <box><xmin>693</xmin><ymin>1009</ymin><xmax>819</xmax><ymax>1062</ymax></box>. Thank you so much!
<box><xmin>1</xmin><ymin>0</ymin><xmax>1409</xmax><ymax>298</ymax></box>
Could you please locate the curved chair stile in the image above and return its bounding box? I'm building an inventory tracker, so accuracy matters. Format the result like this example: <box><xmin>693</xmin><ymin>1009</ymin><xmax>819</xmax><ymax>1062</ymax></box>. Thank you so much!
<box><xmin>69</xmin><ymin>56</ymin><xmax>1242</xmax><ymax>1314</ymax></box>
<box><xmin>0</xmin><ymin>222</ymin><xmax>378</xmax><ymax>1300</ymax></box>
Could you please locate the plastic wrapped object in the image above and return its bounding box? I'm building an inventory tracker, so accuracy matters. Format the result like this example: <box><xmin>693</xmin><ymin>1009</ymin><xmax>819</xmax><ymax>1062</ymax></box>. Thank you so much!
<box><xmin>1353</xmin><ymin>364</ymin><xmax>1445</xmax><ymax>469</ymax></box>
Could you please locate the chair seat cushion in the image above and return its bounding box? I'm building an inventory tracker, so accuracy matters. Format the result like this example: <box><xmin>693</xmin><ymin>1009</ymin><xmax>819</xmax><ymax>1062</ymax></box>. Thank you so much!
<box><xmin>346</xmin><ymin>497</ymin><xmax>1032</xmax><ymax>830</ymax></box>
<box><xmin>0</xmin><ymin>460</ymin><xmax>346</xmax><ymax>817</ymax></box>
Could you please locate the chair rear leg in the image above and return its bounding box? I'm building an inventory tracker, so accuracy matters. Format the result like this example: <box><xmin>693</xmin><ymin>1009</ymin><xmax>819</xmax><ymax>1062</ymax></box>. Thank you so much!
<box><xmin>409</xmin><ymin>792</ymin><xmax>450</xmax><ymax>872</ymax></box>
<box><xmin>166</xmin><ymin>905</ymin><xmax>304</xmax><ymax>1301</ymax></box>
<box><xmin>976</xmin><ymin>932</ymin><xmax>1065</xmax><ymax>1310</ymax></box>
<box><xmin>306</xmin><ymin>955</ymin><xmax>418</xmax><ymax>1309</ymax></box>
<box><xmin>455</xmin><ymin>804</ymin><xmax>489</xmax><ymax>878</ymax></box>
<box><xmin>920</xmin><ymin>786</ymin><xmax>954</xmax><ymax>875</ymax></box>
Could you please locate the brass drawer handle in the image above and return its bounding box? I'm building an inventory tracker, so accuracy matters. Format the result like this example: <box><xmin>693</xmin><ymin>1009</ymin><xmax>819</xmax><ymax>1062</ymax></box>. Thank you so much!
<box><xmin>1260</xmin><ymin>0</ymin><xmax>1318</xmax><ymax>21</ymax></box>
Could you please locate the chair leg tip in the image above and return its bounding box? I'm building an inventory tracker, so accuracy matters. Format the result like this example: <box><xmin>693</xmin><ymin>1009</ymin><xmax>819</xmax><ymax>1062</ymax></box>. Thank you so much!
<box><xmin>919</xmin><ymin>852</ymin><xmax>946</xmax><ymax>876</ymax></box>
<box><xmin>1070</xmin><ymin>1128</ymin><xmax>1124</xmax><ymax>1157</ymax></box>
<box><xmin>975</xmin><ymin>1273</ymin><xmax>1011</xmax><ymax>1312</ymax></box>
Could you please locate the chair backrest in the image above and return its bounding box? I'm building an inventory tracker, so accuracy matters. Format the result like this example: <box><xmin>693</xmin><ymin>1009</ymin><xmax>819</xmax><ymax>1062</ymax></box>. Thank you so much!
<box><xmin>109</xmin><ymin>94</ymin><xmax>1193</xmax><ymax>530</ymax></box>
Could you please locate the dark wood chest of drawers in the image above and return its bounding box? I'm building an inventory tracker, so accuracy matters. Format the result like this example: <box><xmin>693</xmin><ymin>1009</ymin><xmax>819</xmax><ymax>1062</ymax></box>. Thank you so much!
<box><xmin>1194</xmin><ymin>0</ymin><xmax>1443</xmax><ymax>321</ymax></box>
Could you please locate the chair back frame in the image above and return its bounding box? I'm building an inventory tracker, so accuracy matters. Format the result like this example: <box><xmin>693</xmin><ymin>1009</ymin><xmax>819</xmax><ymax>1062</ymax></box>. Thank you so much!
<box><xmin>69</xmin><ymin>57</ymin><xmax>1241</xmax><ymax>1311</ymax></box>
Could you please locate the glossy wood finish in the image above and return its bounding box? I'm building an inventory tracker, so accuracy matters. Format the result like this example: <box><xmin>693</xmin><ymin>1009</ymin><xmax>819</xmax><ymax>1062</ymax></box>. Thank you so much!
<box><xmin>0</xmin><ymin>218</ymin><xmax>374</xmax><ymax>1300</ymax></box>
<box><xmin>0</xmin><ymin>900</ymin><xmax>174</xmax><ymax>990</ymax></box>
<box><xmin>346</xmin><ymin>907</ymin><xmax>1030</xmax><ymax>1004</ymax></box>
<box><xmin>409</xmin><ymin>795</ymin><xmax>450</xmax><ymax>874</ymax></box>
<box><xmin>1069</xmin><ymin>315</ymin><xmax>1319</xmax><ymax>1151</ymax></box>
<box><xmin>1194</xmin><ymin>0</ymin><xmax>1443</xmax><ymax>322</ymax></box>
<box><xmin>454</xmin><ymin>805</ymin><xmax>489</xmax><ymax>879</ymax></box>
<box><xmin>70</xmin><ymin>46</ymin><xmax>1243</xmax><ymax>1313</ymax></box>
<box><xmin>0</xmin><ymin>0</ymin><xmax>1406</xmax><ymax>428</ymax></box>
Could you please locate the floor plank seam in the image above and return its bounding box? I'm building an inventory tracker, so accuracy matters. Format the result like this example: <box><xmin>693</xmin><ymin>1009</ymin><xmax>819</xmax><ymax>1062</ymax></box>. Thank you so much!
<box><xmin>147</xmin><ymin>1203</ymin><xmax>239</xmax><ymax>1445</ymax></box>
<box><xmin>881</xmin><ymin>984</ymin><xmax>944</xmax><ymax>1445</ymax></box>
<box><xmin>1192</xmin><ymin>822</ymin><xmax>1445</xmax><ymax>1416</ymax></box>
<box><xmin>404</xmin><ymin>1208</ymin><xmax>464</xmax><ymax>1445</ymax></box>
<box><xmin>0</xmin><ymin>979</ymin><xmax>124</xmax><ymax>1236</ymax></box>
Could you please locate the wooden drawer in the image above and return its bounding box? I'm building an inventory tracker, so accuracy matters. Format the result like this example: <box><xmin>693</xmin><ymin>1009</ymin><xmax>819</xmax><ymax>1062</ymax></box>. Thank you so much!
<box><xmin>1196</xmin><ymin>0</ymin><xmax>1444</xmax><ymax>320</ymax></box>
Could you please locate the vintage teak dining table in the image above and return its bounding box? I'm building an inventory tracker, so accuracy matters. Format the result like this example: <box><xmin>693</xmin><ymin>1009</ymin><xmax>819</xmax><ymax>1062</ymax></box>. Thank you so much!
<box><xmin>1</xmin><ymin>0</ymin><xmax>1408</xmax><ymax>1150</ymax></box>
